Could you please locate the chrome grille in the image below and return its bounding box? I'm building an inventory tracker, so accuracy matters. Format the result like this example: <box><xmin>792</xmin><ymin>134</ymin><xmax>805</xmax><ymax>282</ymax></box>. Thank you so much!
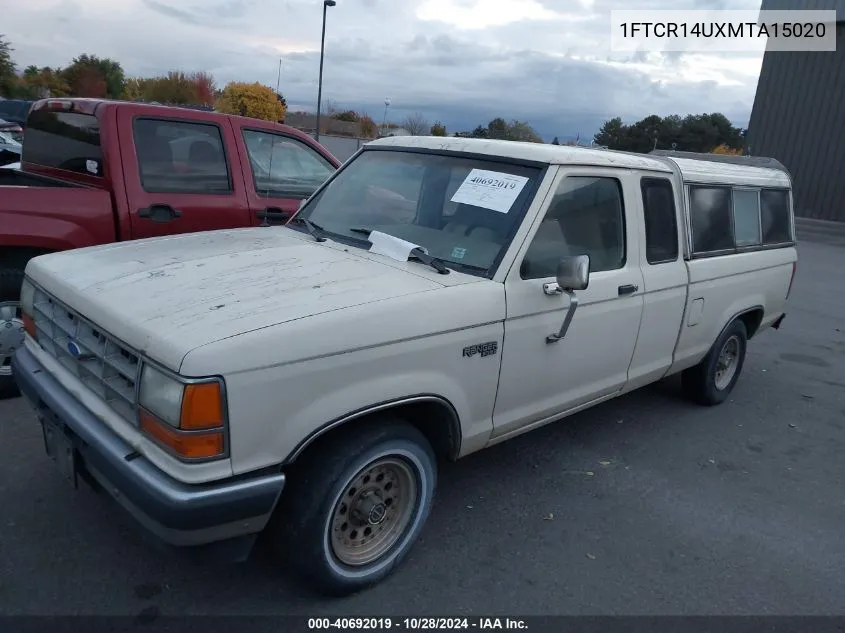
<box><xmin>31</xmin><ymin>287</ymin><xmax>140</xmax><ymax>424</ymax></box>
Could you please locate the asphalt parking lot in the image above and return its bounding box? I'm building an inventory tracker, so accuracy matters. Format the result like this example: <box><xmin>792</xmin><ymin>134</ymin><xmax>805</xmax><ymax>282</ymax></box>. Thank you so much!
<box><xmin>1</xmin><ymin>224</ymin><xmax>844</xmax><ymax>618</ymax></box>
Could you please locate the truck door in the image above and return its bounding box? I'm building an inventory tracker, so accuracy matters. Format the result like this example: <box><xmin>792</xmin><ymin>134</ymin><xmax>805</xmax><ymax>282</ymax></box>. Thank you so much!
<box><xmin>624</xmin><ymin>176</ymin><xmax>689</xmax><ymax>391</ymax></box>
<box><xmin>492</xmin><ymin>169</ymin><xmax>645</xmax><ymax>438</ymax></box>
<box><xmin>233</xmin><ymin>125</ymin><xmax>338</xmax><ymax>226</ymax></box>
<box><xmin>117</xmin><ymin>108</ymin><xmax>252</xmax><ymax>239</ymax></box>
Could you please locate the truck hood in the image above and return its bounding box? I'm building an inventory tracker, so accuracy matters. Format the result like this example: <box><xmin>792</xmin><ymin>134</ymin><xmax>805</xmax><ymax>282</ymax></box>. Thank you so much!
<box><xmin>26</xmin><ymin>227</ymin><xmax>452</xmax><ymax>371</ymax></box>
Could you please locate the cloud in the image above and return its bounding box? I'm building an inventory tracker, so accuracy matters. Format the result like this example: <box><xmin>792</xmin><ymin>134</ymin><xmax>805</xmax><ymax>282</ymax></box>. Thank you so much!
<box><xmin>1</xmin><ymin>0</ymin><xmax>763</xmax><ymax>140</ymax></box>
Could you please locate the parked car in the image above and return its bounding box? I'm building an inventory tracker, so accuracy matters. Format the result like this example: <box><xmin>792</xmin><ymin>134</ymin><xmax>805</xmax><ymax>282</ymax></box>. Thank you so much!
<box><xmin>12</xmin><ymin>137</ymin><xmax>797</xmax><ymax>596</ymax></box>
<box><xmin>0</xmin><ymin>98</ymin><xmax>35</xmax><ymax>126</ymax></box>
<box><xmin>0</xmin><ymin>130</ymin><xmax>22</xmax><ymax>165</ymax></box>
<box><xmin>0</xmin><ymin>98</ymin><xmax>341</xmax><ymax>399</ymax></box>
<box><xmin>0</xmin><ymin>117</ymin><xmax>24</xmax><ymax>143</ymax></box>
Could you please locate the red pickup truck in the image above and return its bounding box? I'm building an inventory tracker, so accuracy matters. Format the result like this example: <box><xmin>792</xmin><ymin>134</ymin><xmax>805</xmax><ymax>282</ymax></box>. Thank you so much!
<box><xmin>0</xmin><ymin>98</ymin><xmax>341</xmax><ymax>399</ymax></box>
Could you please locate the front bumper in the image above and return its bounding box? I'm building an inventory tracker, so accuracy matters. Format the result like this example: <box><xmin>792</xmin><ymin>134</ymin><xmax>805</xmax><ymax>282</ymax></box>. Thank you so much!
<box><xmin>12</xmin><ymin>345</ymin><xmax>286</xmax><ymax>553</ymax></box>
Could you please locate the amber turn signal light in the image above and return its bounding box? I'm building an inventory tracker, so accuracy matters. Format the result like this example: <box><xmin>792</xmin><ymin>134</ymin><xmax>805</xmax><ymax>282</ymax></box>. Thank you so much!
<box><xmin>22</xmin><ymin>313</ymin><xmax>37</xmax><ymax>340</ymax></box>
<box><xmin>180</xmin><ymin>382</ymin><xmax>225</xmax><ymax>430</ymax></box>
<box><xmin>140</xmin><ymin>409</ymin><xmax>224</xmax><ymax>459</ymax></box>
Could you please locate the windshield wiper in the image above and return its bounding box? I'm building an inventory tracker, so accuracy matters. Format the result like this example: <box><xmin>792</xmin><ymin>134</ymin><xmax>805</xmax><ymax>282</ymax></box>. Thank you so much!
<box><xmin>290</xmin><ymin>216</ymin><xmax>327</xmax><ymax>242</ymax></box>
<box><xmin>351</xmin><ymin>227</ymin><xmax>450</xmax><ymax>275</ymax></box>
<box><xmin>410</xmin><ymin>247</ymin><xmax>450</xmax><ymax>275</ymax></box>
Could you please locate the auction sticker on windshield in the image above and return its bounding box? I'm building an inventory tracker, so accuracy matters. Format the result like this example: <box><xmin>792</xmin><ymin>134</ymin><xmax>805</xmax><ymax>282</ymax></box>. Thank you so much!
<box><xmin>450</xmin><ymin>169</ymin><xmax>529</xmax><ymax>213</ymax></box>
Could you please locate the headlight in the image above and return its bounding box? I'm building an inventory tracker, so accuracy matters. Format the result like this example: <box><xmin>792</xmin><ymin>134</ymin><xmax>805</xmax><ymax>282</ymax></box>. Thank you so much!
<box><xmin>138</xmin><ymin>363</ymin><xmax>227</xmax><ymax>461</ymax></box>
<box><xmin>20</xmin><ymin>278</ymin><xmax>35</xmax><ymax>314</ymax></box>
<box><xmin>139</xmin><ymin>364</ymin><xmax>183</xmax><ymax>427</ymax></box>
<box><xmin>20</xmin><ymin>278</ymin><xmax>37</xmax><ymax>340</ymax></box>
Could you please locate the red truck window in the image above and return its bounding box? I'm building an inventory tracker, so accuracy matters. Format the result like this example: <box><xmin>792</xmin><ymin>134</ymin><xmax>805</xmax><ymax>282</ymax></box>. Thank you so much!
<box><xmin>241</xmin><ymin>129</ymin><xmax>335</xmax><ymax>200</ymax></box>
<box><xmin>23</xmin><ymin>110</ymin><xmax>103</xmax><ymax>176</ymax></box>
<box><xmin>133</xmin><ymin>118</ymin><xmax>232</xmax><ymax>194</ymax></box>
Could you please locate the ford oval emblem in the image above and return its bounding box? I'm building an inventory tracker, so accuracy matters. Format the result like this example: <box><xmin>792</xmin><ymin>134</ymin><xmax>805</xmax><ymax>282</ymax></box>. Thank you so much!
<box><xmin>67</xmin><ymin>340</ymin><xmax>83</xmax><ymax>357</ymax></box>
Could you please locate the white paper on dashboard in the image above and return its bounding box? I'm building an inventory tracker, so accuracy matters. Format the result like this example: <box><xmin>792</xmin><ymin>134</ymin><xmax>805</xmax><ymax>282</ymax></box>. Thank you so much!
<box><xmin>368</xmin><ymin>230</ymin><xmax>427</xmax><ymax>262</ymax></box>
<box><xmin>449</xmin><ymin>168</ymin><xmax>530</xmax><ymax>213</ymax></box>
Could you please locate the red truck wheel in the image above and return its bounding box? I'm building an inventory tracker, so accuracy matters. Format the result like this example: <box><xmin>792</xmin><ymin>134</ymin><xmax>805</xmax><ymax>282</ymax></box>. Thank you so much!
<box><xmin>0</xmin><ymin>268</ymin><xmax>24</xmax><ymax>400</ymax></box>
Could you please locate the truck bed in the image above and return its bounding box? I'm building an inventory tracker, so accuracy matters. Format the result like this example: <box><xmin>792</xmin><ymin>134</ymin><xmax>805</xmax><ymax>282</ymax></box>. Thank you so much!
<box><xmin>1</xmin><ymin>183</ymin><xmax>117</xmax><ymax>249</ymax></box>
<box><xmin>0</xmin><ymin>167</ymin><xmax>78</xmax><ymax>188</ymax></box>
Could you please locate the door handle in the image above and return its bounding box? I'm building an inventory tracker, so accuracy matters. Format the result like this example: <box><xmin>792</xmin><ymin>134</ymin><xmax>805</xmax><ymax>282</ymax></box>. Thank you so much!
<box><xmin>257</xmin><ymin>207</ymin><xmax>293</xmax><ymax>226</ymax></box>
<box><xmin>137</xmin><ymin>204</ymin><xmax>182</xmax><ymax>223</ymax></box>
<box><xmin>618</xmin><ymin>284</ymin><xmax>639</xmax><ymax>296</ymax></box>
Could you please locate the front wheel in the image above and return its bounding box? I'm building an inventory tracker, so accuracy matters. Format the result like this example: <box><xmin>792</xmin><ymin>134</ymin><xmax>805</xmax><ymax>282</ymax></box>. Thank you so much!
<box><xmin>682</xmin><ymin>319</ymin><xmax>748</xmax><ymax>406</ymax></box>
<box><xmin>274</xmin><ymin>419</ymin><xmax>437</xmax><ymax>596</ymax></box>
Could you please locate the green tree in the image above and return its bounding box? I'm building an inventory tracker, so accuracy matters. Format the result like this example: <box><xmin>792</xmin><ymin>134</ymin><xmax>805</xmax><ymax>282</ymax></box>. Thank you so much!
<box><xmin>551</xmin><ymin>136</ymin><xmax>560</xmax><ymax>145</ymax></box>
<box><xmin>593</xmin><ymin>113</ymin><xmax>742</xmax><ymax>153</ymax></box>
<box><xmin>469</xmin><ymin>125</ymin><xmax>488</xmax><ymax>139</ymax></box>
<box><xmin>62</xmin><ymin>54</ymin><xmax>125</xmax><ymax>98</ymax></box>
<box><xmin>507</xmin><ymin>120</ymin><xmax>543</xmax><ymax>143</ymax></box>
<box><xmin>593</xmin><ymin>117</ymin><xmax>626</xmax><ymax>148</ymax></box>
<box><xmin>19</xmin><ymin>65</ymin><xmax>71</xmax><ymax>98</ymax></box>
<box><xmin>0</xmin><ymin>35</ymin><xmax>18</xmax><ymax>97</ymax></box>
<box><xmin>487</xmin><ymin>117</ymin><xmax>509</xmax><ymax>140</ymax></box>
<box><xmin>430</xmin><ymin>121</ymin><xmax>447</xmax><ymax>136</ymax></box>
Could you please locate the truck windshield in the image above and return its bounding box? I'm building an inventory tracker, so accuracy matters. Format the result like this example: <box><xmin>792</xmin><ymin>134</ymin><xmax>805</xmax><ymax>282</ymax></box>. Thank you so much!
<box><xmin>297</xmin><ymin>149</ymin><xmax>542</xmax><ymax>276</ymax></box>
<box><xmin>22</xmin><ymin>109</ymin><xmax>103</xmax><ymax>176</ymax></box>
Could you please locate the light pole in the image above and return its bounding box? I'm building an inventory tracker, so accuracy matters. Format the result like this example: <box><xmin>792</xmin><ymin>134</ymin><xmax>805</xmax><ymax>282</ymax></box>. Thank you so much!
<box><xmin>315</xmin><ymin>0</ymin><xmax>336</xmax><ymax>143</ymax></box>
<box><xmin>381</xmin><ymin>97</ymin><xmax>391</xmax><ymax>137</ymax></box>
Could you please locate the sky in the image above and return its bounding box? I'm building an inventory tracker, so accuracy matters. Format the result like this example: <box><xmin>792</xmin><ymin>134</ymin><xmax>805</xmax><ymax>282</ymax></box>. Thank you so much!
<box><xmin>1</xmin><ymin>0</ymin><xmax>767</xmax><ymax>141</ymax></box>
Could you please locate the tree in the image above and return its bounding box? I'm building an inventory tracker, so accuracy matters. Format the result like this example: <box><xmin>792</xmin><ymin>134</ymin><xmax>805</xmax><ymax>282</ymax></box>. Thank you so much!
<box><xmin>551</xmin><ymin>136</ymin><xmax>560</xmax><ymax>145</ymax></box>
<box><xmin>402</xmin><ymin>112</ymin><xmax>430</xmax><ymax>136</ymax></box>
<box><xmin>593</xmin><ymin>117</ymin><xmax>625</xmax><ymax>149</ymax></box>
<box><xmin>593</xmin><ymin>113</ymin><xmax>743</xmax><ymax>153</ymax></box>
<box><xmin>62</xmin><ymin>54</ymin><xmax>125</xmax><ymax>98</ymax></box>
<box><xmin>334</xmin><ymin>110</ymin><xmax>360</xmax><ymax>122</ymax></box>
<box><xmin>469</xmin><ymin>125</ymin><xmax>488</xmax><ymax>139</ymax></box>
<box><xmin>507</xmin><ymin>120</ymin><xmax>543</xmax><ymax>143</ymax></box>
<box><xmin>191</xmin><ymin>71</ymin><xmax>216</xmax><ymax>105</ymax></box>
<box><xmin>0</xmin><ymin>35</ymin><xmax>18</xmax><ymax>97</ymax></box>
<box><xmin>73</xmin><ymin>66</ymin><xmax>108</xmax><ymax>98</ymax></box>
<box><xmin>19</xmin><ymin>66</ymin><xmax>70</xmax><ymax>98</ymax></box>
<box><xmin>122</xmin><ymin>77</ymin><xmax>147</xmax><ymax>102</ymax></box>
<box><xmin>487</xmin><ymin>117</ymin><xmax>509</xmax><ymax>140</ymax></box>
<box><xmin>359</xmin><ymin>113</ymin><xmax>378</xmax><ymax>138</ymax></box>
<box><xmin>215</xmin><ymin>81</ymin><xmax>285</xmax><ymax>121</ymax></box>
<box><xmin>430</xmin><ymin>121</ymin><xmax>447</xmax><ymax>136</ymax></box>
<box><xmin>464</xmin><ymin>118</ymin><xmax>542</xmax><ymax>143</ymax></box>
<box><xmin>128</xmin><ymin>71</ymin><xmax>216</xmax><ymax>105</ymax></box>
<box><xmin>712</xmin><ymin>143</ymin><xmax>743</xmax><ymax>155</ymax></box>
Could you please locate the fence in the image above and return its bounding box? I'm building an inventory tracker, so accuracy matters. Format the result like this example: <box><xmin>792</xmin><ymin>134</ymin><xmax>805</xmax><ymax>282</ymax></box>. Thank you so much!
<box><xmin>309</xmin><ymin>134</ymin><xmax>369</xmax><ymax>162</ymax></box>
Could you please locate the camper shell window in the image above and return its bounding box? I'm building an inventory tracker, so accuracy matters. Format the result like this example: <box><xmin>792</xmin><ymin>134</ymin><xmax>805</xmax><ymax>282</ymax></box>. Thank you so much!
<box><xmin>688</xmin><ymin>184</ymin><xmax>793</xmax><ymax>257</ymax></box>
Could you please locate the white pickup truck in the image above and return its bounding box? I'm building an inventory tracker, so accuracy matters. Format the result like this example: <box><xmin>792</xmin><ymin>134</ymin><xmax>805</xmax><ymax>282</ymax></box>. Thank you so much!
<box><xmin>13</xmin><ymin>137</ymin><xmax>797</xmax><ymax>596</ymax></box>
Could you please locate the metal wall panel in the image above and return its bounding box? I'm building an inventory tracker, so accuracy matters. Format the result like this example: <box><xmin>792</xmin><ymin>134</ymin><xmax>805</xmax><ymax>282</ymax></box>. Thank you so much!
<box><xmin>746</xmin><ymin>23</ymin><xmax>845</xmax><ymax>221</ymax></box>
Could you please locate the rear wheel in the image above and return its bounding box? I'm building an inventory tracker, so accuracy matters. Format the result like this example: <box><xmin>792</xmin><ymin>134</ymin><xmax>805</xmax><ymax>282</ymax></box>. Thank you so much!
<box><xmin>0</xmin><ymin>268</ymin><xmax>25</xmax><ymax>400</ymax></box>
<box><xmin>274</xmin><ymin>419</ymin><xmax>437</xmax><ymax>596</ymax></box>
<box><xmin>682</xmin><ymin>319</ymin><xmax>748</xmax><ymax>406</ymax></box>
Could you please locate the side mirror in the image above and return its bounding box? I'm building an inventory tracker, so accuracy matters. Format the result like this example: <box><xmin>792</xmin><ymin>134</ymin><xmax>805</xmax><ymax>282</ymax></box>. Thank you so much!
<box><xmin>544</xmin><ymin>254</ymin><xmax>590</xmax><ymax>344</ymax></box>
<box><xmin>556</xmin><ymin>254</ymin><xmax>590</xmax><ymax>291</ymax></box>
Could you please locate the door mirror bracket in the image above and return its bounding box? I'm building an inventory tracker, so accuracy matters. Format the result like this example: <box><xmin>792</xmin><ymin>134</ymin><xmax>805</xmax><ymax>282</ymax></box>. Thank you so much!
<box><xmin>544</xmin><ymin>255</ymin><xmax>590</xmax><ymax>343</ymax></box>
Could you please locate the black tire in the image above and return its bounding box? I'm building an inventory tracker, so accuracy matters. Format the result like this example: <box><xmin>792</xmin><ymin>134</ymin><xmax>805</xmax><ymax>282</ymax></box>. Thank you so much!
<box><xmin>682</xmin><ymin>319</ymin><xmax>748</xmax><ymax>406</ymax></box>
<box><xmin>274</xmin><ymin>418</ymin><xmax>437</xmax><ymax>596</ymax></box>
<box><xmin>0</xmin><ymin>268</ymin><xmax>25</xmax><ymax>400</ymax></box>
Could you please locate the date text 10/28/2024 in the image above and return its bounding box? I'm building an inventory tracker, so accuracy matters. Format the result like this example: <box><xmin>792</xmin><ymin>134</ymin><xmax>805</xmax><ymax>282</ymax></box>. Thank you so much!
<box><xmin>307</xmin><ymin>618</ymin><xmax>528</xmax><ymax>630</ymax></box>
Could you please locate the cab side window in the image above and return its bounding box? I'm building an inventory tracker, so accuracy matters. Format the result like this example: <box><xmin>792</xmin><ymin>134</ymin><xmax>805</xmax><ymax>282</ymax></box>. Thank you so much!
<box><xmin>521</xmin><ymin>176</ymin><xmax>626</xmax><ymax>280</ymax></box>
<box><xmin>242</xmin><ymin>130</ymin><xmax>335</xmax><ymax>199</ymax></box>
<box><xmin>133</xmin><ymin>118</ymin><xmax>231</xmax><ymax>194</ymax></box>
<box><xmin>640</xmin><ymin>177</ymin><xmax>679</xmax><ymax>264</ymax></box>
